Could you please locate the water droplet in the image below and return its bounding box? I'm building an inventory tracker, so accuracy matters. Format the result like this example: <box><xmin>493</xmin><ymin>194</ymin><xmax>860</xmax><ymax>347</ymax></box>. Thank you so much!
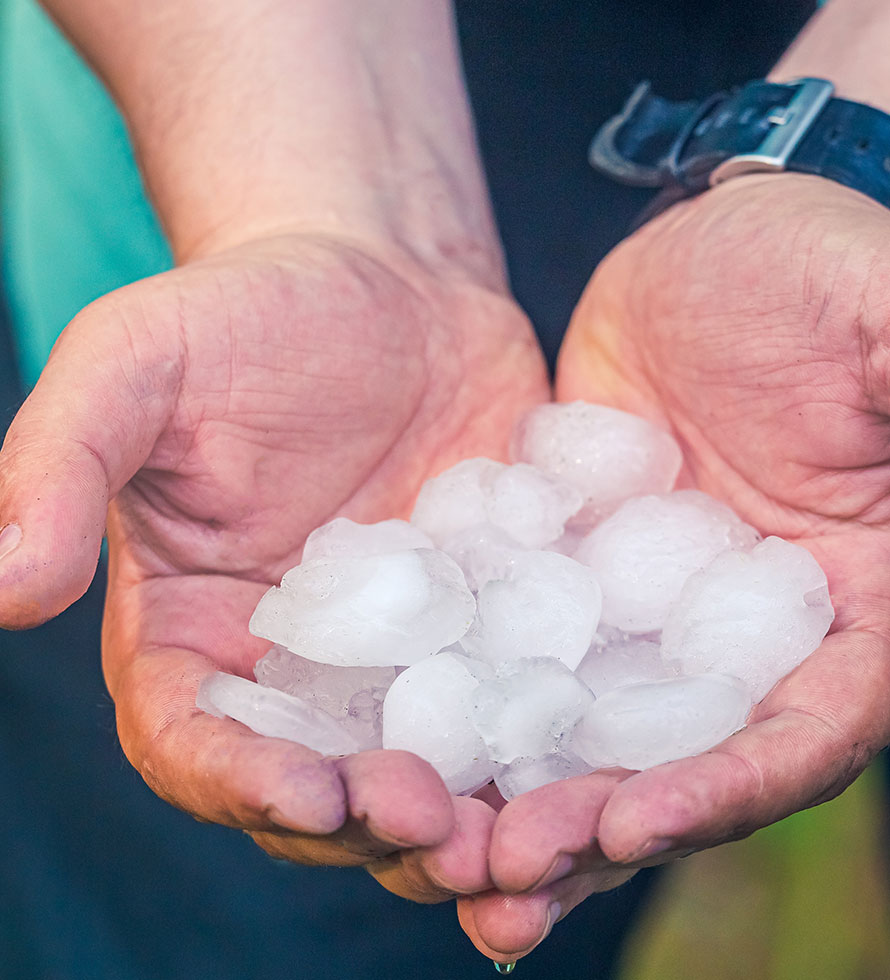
<box><xmin>493</xmin><ymin>962</ymin><xmax>516</xmax><ymax>974</ymax></box>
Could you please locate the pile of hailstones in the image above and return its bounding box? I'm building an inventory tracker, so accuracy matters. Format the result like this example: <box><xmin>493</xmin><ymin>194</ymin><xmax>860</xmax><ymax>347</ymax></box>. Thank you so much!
<box><xmin>197</xmin><ymin>402</ymin><xmax>834</xmax><ymax>801</ymax></box>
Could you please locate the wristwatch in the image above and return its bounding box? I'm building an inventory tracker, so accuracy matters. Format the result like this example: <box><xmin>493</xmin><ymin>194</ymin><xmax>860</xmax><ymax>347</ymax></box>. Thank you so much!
<box><xmin>589</xmin><ymin>78</ymin><xmax>890</xmax><ymax>226</ymax></box>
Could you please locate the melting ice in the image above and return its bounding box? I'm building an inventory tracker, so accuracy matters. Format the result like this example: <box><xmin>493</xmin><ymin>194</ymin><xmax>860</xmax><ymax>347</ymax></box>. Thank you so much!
<box><xmin>198</xmin><ymin>402</ymin><xmax>834</xmax><ymax>791</ymax></box>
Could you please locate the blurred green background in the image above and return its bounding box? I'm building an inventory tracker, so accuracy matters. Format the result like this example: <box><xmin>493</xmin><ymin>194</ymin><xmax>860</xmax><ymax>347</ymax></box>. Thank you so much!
<box><xmin>617</xmin><ymin>760</ymin><xmax>890</xmax><ymax>979</ymax></box>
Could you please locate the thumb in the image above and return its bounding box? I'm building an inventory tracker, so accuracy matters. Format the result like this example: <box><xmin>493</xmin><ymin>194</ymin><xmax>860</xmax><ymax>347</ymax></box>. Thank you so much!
<box><xmin>0</xmin><ymin>289</ymin><xmax>181</xmax><ymax>628</ymax></box>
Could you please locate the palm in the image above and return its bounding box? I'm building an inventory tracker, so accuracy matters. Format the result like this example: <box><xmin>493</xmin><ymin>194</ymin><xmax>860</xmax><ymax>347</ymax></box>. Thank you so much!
<box><xmin>555</xmin><ymin>173</ymin><xmax>890</xmax><ymax>853</ymax></box>
<box><xmin>7</xmin><ymin>231</ymin><xmax>547</xmax><ymax>876</ymax></box>
<box><xmin>112</xmin><ymin>236</ymin><xmax>543</xmax><ymax>576</ymax></box>
<box><xmin>466</xmin><ymin>178</ymin><xmax>890</xmax><ymax>961</ymax></box>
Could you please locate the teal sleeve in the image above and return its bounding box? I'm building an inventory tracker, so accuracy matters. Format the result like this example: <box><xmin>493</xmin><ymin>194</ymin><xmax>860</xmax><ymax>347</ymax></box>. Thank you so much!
<box><xmin>0</xmin><ymin>0</ymin><xmax>171</xmax><ymax>390</ymax></box>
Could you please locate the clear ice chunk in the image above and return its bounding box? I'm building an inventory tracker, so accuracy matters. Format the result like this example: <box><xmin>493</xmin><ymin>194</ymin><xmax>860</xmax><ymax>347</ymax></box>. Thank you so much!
<box><xmin>572</xmin><ymin>673</ymin><xmax>752</xmax><ymax>770</ymax></box>
<box><xmin>472</xmin><ymin>657</ymin><xmax>596</xmax><ymax>764</ymax></box>
<box><xmin>440</xmin><ymin>523</ymin><xmax>524</xmax><ymax>593</ymax></box>
<box><xmin>411</xmin><ymin>458</ymin><xmax>582</xmax><ymax>550</ymax></box>
<box><xmin>249</xmin><ymin>549</ymin><xmax>476</xmax><ymax>667</ymax></box>
<box><xmin>574</xmin><ymin>490</ymin><xmax>760</xmax><ymax>632</ymax></box>
<box><xmin>483</xmin><ymin>463</ymin><xmax>583</xmax><ymax>549</ymax></box>
<box><xmin>237</xmin><ymin>402</ymin><xmax>837</xmax><ymax>791</ymax></box>
<box><xmin>494</xmin><ymin>750</ymin><xmax>596</xmax><ymax>801</ymax></box>
<box><xmin>510</xmin><ymin>401</ymin><xmax>683</xmax><ymax>520</ymax></box>
<box><xmin>576</xmin><ymin>626</ymin><xmax>675</xmax><ymax>697</ymax></box>
<box><xmin>302</xmin><ymin>517</ymin><xmax>433</xmax><ymax>562</ymax></box>
<box><xmin>254</xmin><ymin>645</ymin><xmax>395</xmax><ymax>750</ymax></box>
<box><xmin>197</xmin><ymin>671</ymin><xmax>360</xmax><ymax>755</ymax></box>
<box><xmin>661</xmin><ymin>536</ymin><xmax>834</xmax><ymax>701</ymax></box>
<box><xmin>382</xmin><ymin>651</ymin><xmax>498</xmax><ymax>795</ymax></box>
<box><xmin>410</xmin><ymin>458</ymin><xmax>503</xmax><ymax>546</ymax></box>
<box><xmin>460</xmin><ymin>551</ymin><xmax>602</xmax><ymax>670</ymax></box>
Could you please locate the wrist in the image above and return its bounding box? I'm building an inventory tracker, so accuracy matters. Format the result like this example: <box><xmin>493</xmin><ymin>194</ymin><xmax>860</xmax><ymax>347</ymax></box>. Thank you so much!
<box><xmin>165</xmin><ymin>162</ymin><xmax>508</xmax><ymax>293</ymax></box>
<box><xmin>44</xmin><ymin>0</ymin><xmax>506</xmax><ymax>288</ymax></box>
<box><xmin>770</xmin><ymin>0</ymin><xmax>890</xmax><ymax>114</ymax></box>
<box><xmin>133</xmin><ymin>1</ymin><xmax>505</xmax><ymax>287</ymax></box>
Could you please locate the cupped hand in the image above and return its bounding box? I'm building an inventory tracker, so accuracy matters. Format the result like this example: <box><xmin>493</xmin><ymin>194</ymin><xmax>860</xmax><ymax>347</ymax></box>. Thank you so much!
<box><xmin>0</xmin><ymin>230</ymin><xmax>548</xmax><ymax>899</ymax></box>
<box><xmin>465</xmin><ymin>173</ymin><xmax>890</xmax><ymax>959</ymax></box>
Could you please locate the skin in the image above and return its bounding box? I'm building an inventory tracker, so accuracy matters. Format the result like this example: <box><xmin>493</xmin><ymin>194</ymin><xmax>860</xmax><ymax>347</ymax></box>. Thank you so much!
<box><xmin>461</xmin><ymin>0</ymin><xmax>890</xmax><ymax>960</ymax></box>
<box><xmin>0</xmin><ymin>0</ymin><xmax>549</xmax><ymax>909</ymax></box>
<box><xmin>4</xmin><ymin>0</ymin><xmax>890</xmax><ymax>967</ymax></box>
<box><xmin>0</xmin><ymin>227</ymin><xmax>547</xmax><ymax>886</ymax></box>
<box><xmin>462</xmin><ymin>171</ymin><xmax>890</xmax><ymax>960</ymax></box>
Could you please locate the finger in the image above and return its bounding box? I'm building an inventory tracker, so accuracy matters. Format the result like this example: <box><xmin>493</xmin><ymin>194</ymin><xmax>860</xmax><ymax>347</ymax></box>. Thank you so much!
<box><xmin>366</xmin><ymin>795</ymin><xmax>497</xmax><ymax>902</ymax></box>
<box><xmin>249</xmin><ymin>750</ymin><xmax>455</xmax><ymax>869</ymax></box>
<box><xmin>488</xmin><ymin>769</ymin><xmax>632</xmax><ymax>893</ymax></box>
<box><xmin>335</xmin><ymin>749</ymin><xmax>454</xmax><ymax>849</ymax></box>
<box><xmin>115</xmin><ymin>643</ymin><xmax>456</xmax><ymax>864</ymax></box>
<box><xmin>416</xmin><ymin>795</ymin><xmax>497</xmax><ymax>893</ymax></box>
<box><xmin>457</xmin><ymin>890</ymin><xmax>554</xmax><ymax>962</ymax></box>
<box><xmin>113</xmin><ymin>644</ymin><xmax>349</xmax><ymax>835</ymax></box>
<box><xmin>596</xmin><ymin>629</ymin><xmax>890</xmax><ymax>864</ymax></box>
<box><xmin>251</xmin><ymin>751</ymin><xmax>459</xmax><ymax>871</ymax></box>
<box><xmin>457</xmin><ymin>868</ymin><xmax>636</xmax><ymax>963</ymax></box>
<box><xmin>0</xmin><ymin>289</ymin><xmax>179</xmax><ymax>627</ymax></box>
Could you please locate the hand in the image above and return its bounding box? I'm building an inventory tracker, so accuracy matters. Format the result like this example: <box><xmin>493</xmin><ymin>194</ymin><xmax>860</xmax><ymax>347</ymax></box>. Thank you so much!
<box><xmin>463</xmin><ymin>174</ymin><xmax>890</xmax><ymax>959</ymax></box>
<box><xmin>0</xmin><ymin>229</ymin><xmax>547</xmax><ymax>900</ymax></box>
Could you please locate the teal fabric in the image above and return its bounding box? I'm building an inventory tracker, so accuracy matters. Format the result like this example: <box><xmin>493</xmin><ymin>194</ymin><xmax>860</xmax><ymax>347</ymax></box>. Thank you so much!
<box><xmin>0</xmin><ymin>0</ymin><xmax>171</xmax><ymax>390</ymax></box>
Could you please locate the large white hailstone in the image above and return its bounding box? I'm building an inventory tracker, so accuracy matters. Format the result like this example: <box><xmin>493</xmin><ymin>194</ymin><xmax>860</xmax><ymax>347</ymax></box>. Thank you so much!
<box><xmin>440</xmin><ymin>523</ymin><xmax>523</xmax><ymax>593</ymax></box>
<box><xmin>495</xmin><ymin>750</ymin><xmax>596</xmax><ymax>801</ymax></box>
<box><xmin>301</xmin><ymin>517</ymin><xmax>433</xmax><ymax>562</ymax></box>
<box><xmin>483</xmin><ymin>463</ymin><xmax>583</xmax><ymax>548</ymax></box>
<box><xmin>254</xmin><ymin>645</ymin><xmax>395</xmax><ymax>750</ymax></box>
<box><xmin>382</xmin><ymin>651</ymin><xmax>497</xmax><ymax>795</ymax></box>
<box><xmin>197</xmin><ymin>672</ymin><xmax>360</xmax><ymax>756</ymax></box>
<box><xmin>574</xmin><ymin>490</ymin><xmax>760</xmax><ymax>633</ymax></box>
<box><xmin>206</xmin><ymin>399</ymin><xmax>840</xmax><ymax>797</ymax></box>
<box><xmin>510</xmin><ymin>401</ymin><xmax>683</xmax><ymax>520</ymax></box>
<box><xmin>411</xmin><ymin>458</ymin><xmax>582</xmax><ymax>550</ymax></box>
<box><xmin>254</xmin><ymin>645</ymin><xmax>397</xmax><ymax>707</ymax></box>
<box><xmin>249</xmin><ymin>549</ymin><xmax>475</xmax><ymax>667</ymax></box>
<box><xmin>572</xmin><ymin>673</ymin><xmax>752</xmax><ymax>771</ymax></box>
<box><xmin>471</xmin><ymin>657</ymin><xmax>596</xmax><ymax>765</ymax></box>
<box><xmin>661</xmin><ymin>536</ymin><xmax>834</xmax><ymax>701</ymax></box>
<box><xmin>576</xmin><ymin>626</ymin><xmax>675</xmax><ymax>697</ymax></box>
<box><xmin>410</xmin><ymin>458</ymin><xmax>503</xmax><ymax>546</ymax></box>
<box><xmin>460</xmin><ymin>550</ymin><xmax>602</xmax><ymax>670</ymax></box>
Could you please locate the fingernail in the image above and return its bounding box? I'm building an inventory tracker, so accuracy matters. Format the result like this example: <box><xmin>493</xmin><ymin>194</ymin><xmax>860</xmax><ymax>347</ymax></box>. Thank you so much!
<box><xmin>511</xmin><ymin>900</ymin><xmax>564</xmax><ymax>960</ymax></box>
<box><xmin>535</xmin><ymin>852</ymin><xmax>575</xmax><ymax>889</ymax></box>
<box><xmin>630</xmin><ymin>837</ymin><xmax>678</xmax><ymax>862</ymax></box>
<box><xmin>542</xmin><ymin>901</ymin><xmax>562</xmax><ymax>941</ymax></box>
<box><xmin>360</xmin><ymin>816</ymin><xmax>416</xmax><ymax>849</ymax></box>
<box><xmin>424</xmin><ymin>865</ymin><xmax>457</xmax><ymax>895</ymax></box>
<box><xmin>0</xmin><ymin>524</ymin><xmax>22</xmax><ymax>562</ymax></box>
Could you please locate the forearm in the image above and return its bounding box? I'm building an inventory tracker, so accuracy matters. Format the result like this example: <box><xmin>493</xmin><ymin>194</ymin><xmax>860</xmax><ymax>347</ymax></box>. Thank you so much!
<box><xmin>39</xmin><ymin>0</ymin><xmax>503</xmax><ymax>283</ymax></box>
<box><xmin>771</xmin><ymin>0</ymin><xmax>890</xmax><ymax>112</ymax></box>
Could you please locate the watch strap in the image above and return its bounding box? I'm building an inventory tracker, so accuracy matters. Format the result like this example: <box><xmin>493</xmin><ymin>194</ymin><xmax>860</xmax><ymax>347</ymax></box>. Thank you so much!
<box><xmin>590</xmin><ymin>79</ymin><xmax>890</xmax><ymax>224</ymax></box>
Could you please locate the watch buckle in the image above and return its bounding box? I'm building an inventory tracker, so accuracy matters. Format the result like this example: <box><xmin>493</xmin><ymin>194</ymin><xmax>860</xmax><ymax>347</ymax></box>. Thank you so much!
<box><xmin>588</xmin><ymin>81</ymin><xmax>666</xmax><ymax>187</ymax></box>
<box><xmin>709</xmin><ymin>78</ymin><xmax>835</xmax><ymax>185</ymax></box>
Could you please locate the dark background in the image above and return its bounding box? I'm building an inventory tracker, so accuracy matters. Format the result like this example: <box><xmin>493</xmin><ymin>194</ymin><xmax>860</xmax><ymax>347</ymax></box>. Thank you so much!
<box><xmin>457</xmin><ymin>0</ymin><xmax>815</xmax><ymax>366</ymax></box>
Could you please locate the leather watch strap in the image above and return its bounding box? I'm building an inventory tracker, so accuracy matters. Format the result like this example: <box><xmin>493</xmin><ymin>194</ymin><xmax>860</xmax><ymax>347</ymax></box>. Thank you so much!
<box><xmin>590</xmin><ymin>79</ymin><xmax>890</xmax><ymax>225</ymax></box>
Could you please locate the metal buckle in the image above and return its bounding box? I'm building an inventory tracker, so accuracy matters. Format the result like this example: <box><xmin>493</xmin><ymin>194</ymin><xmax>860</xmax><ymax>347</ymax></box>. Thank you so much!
<box><xmin>588</xmin><ymin>81</ymin><xmax>666</xmax><ymax>187</ymax></box>
<box><xmin>709</xmin><ymin>78</ymin><xmax>835</xmax><ymax>185</ymax></box>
